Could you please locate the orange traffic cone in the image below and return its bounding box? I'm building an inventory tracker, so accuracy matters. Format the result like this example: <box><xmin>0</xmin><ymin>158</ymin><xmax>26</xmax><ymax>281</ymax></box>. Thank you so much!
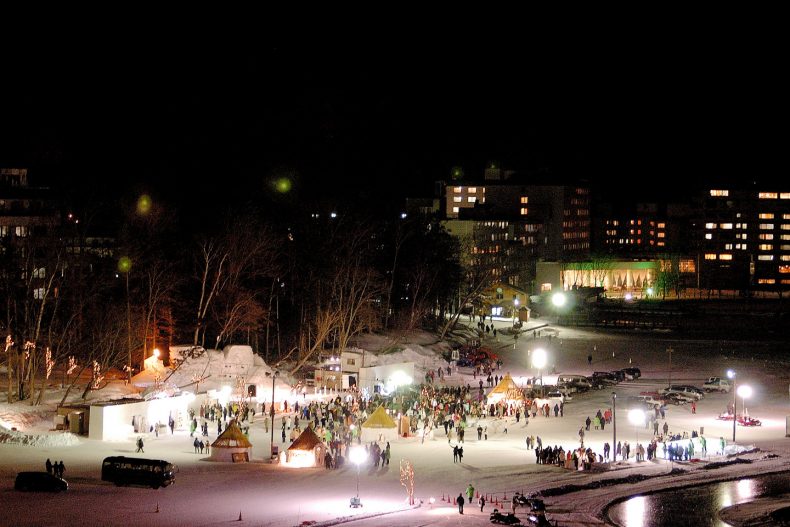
<box><xmin>453</xmin><ymin>496</ymin><xmax>457</xmax><ymax>504</ymax></box>
<box><xmin>238</xmin><ymin>511</ymin><xmax>242</xmax><ymax>521</ymax></box>
<box><xmin>503</xmin><ymin>492</ymin><xmax>508</xmax><ymax>500</ymax></box>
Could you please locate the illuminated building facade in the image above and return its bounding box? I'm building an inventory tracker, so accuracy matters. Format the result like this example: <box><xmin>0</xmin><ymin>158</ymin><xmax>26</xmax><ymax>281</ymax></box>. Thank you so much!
<box><xmin>696</xmin><ymin>188</ymin><xmax>790</xmax><ymax>293</ymax></box>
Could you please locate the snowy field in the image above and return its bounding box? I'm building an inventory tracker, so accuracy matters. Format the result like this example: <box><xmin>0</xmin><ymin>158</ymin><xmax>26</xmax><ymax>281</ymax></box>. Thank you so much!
<box><xmin>1</xmin><ymin>320</ymin><xmax>790</xmax><ymax>526</ymax></box>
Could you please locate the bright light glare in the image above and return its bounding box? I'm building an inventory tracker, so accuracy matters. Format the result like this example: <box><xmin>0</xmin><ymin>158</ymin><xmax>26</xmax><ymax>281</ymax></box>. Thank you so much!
<box><xmin>153</xmin><ymin>348</ymin><xmax>160</xmax><ymax>358</ymax></box>
<box><xmin>349</xmin><ymin>445</ymin><xmax>366</xmax><ymax>466</ymax></box>
<box><xmin>532</xmin><ymin>348</ymin><xmax>547</xmax><ymax>369</ymax></box>
<box><xmin>624</xmin><ymin>292</ymin><xmax>633</xmax><ymax>301</ymax></box>
<box><xmin>727</xmin><ymin>370</ymin><xmax>735</xmax><ymax>379</ymax></box>
<box><xmin>737</xmin><ymin>385</ymin><xmax>752</xmax><ymax>399</ymax></box>
<box><xmin>628</xmin><ymin>408</ymin><xmax>645</xmax><ymax>425</ymax></box>
<box><xmin>389</xmin><ymin>371</ymin><xmax>412</xmax><ymax>388</ymax></box>
<box><xmin>551</xmin><ymin>293</ymin><xmax>566</xmax><ymax>307</ymax></box>
<box><xmin>646</xmin><ymin>288</ymin><xmax>654</xmax><ymax>295</ymax></box>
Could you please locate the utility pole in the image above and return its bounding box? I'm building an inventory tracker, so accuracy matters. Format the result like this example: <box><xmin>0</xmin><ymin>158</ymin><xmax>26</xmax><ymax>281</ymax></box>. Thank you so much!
<box><xmin>666</xmin><ymin>347</ymin><xmax>674</xmax><ymax>388</ymax></box>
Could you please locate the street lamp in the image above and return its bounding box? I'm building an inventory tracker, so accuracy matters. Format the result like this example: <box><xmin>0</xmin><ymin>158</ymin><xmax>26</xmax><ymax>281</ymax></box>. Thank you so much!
<box><xmin>349</xmin><ymin>445</ymin><xmax>366</xmax><ymax>507</ymax></box>
<box><xmin>628</xmin><ymin>408</ymin><xmax>645</xmax><ymax>460</ymax></box>
<box><xmin>737</xmin><ymin>384</ymin><xmax>752</xmax><ymax>419</ymax></box>
<box><xmin>727</xmin><ymin>369</ymin><xmax>736</xmax><ymax>442</ymax></box>
<box><xmin>513</xmin><ymin>298</ymin><xmax>520</xmax><ymax>326</ymax></box>
<box><xmin>611</xmin><ymin>392</ymin><xmax>617</xmax><ymax>462</ymax></box>
<box><xmin>267</xmin><ymin>370</ymin><xmax>279</xmax><ymax>460</ymax></box>
<box><xmin>532</xmin><ymin>348</ymin><xmax>547</xmax><ymax>398</ymax></box>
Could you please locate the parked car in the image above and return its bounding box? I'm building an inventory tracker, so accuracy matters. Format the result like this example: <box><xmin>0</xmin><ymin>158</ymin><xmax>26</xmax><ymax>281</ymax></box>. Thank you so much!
<box><xmin>609</xmin><ymin>370</ymin><xmax>626</xmax><ymax>382</ymax></box>
<box><xmin>592</xmin><ymin>372</ymin><xmax>619</xmax><ymax>384</ymax></box>
<box><xmin>15</xmin><ymin>472</ymin><xmax>68</xmax><ymax>492</ymax></box>
<box><xmin>703</xmin><ymin>377</ymin><xmax>732</xmax><ymax>393</ymax></box>
<box><xmin>661</xmin><ymin>385</ymin><xmax>704</xmax><ymax>400</ymax></box>
<box><xmin>663</xmin><ymin>392</ymin><xmax>694</xmax><ymax>405</ymax></box>
<box><xmin>620</xmin><ymin>367</ymin><xmax>642</xmax><ymax>380</ymax></box>
<box><xmin>545</xmin><ymin>390</ymin><xmax>571</xmax><ymax>403</ymax></box>
<box><xmin>586</xmin><ymin>376</ymin><xmax>609</xmax><ymax>390</ymax></box>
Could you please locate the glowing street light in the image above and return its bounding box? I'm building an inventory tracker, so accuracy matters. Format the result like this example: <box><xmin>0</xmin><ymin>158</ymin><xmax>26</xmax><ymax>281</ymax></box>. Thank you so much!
<box><xmin>349</xmin><ymin>445</ymin><xmax>366</xmax><ymax>507</ymax></box>
<box><xmin>551</xmin><ymin>292</ymin><xmax>566</xmax><ymax>308</ymax></box>
<box><xmin>513</xmin><ymin>298</ymin><xmax>520</xmax><ymax>326</ymax></box>
<box><xmin>737</xmin><ymin>384</ymin><xmax>752</xmax><ymax>418</ymax></box>
<box><xmin>532</xmin><ymin>348</ymin><xmax>547</xmax><ymax>397</ymax></box>
<box><xmin>628</xmin><ymin>408</ymin><xmax>645</xmax><ymax>460</ymax></box>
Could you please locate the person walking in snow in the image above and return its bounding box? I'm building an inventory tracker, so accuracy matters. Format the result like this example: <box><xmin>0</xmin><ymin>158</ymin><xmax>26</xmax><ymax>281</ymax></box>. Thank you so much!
<box><xmin>456</xmin><ymin>493</ymin><xmax>465</xmax><ymax>514</ymax></box>
<box><xmin>45</xmin><ymin>458</ymin><xmax>53</xmax><ymax>475</ymax></box>
<box><xmin>136</xmin><ymin>437</ymin><xmax>144</xmax><ymax>453</ymax></box>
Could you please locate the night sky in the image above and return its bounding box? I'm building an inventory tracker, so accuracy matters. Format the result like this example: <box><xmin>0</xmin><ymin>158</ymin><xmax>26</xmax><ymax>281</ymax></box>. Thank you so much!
<box><xmin>1</xmin><ymin>32</ymin><xmax>786</xmax><ymax>212</ymax></box>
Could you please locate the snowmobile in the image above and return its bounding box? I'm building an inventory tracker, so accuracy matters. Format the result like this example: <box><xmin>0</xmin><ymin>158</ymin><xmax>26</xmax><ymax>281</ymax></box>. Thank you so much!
<box><xmin>490</xmin><ymin>508</ymin><xmax>521</xmax><ymax>525</ymax></box>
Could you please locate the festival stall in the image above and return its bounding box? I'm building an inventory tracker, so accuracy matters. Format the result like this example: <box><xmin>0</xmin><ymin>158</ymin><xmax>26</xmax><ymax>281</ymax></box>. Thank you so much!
<box><xmin>209</xmin><ymin>419</ymin><xmax>252</xmax><ymax>462</ymax></box>
<box><xmin>360</xmin><ymin>405</ymin><xmax>398</xmax><ymax>442</ymax></box>
<box><xmin>282</xmin><ymin>426</ymin><xmax>327</xmax><ymax>468</ymax></box>
<box><xmin>486</xmin><ymin>373</ymin><xmax>525</xmax><ymax>405</ymax></box>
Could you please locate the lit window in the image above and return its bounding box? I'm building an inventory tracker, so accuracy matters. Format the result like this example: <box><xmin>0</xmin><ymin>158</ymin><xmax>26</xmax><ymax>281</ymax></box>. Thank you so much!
<box><xmin>760</xmin><ymin>224</ymin><xmax>775</xmax><ymax>230</ymax></box>
<box><xmin>467</xmin><ymin>196</ymin><xmax>477</xmax><ymax>203</ymax></box>
<box><xmin>453</xmin><ymin>187</ymin><xmax>462</xmax><ymax>193</ymax></box>
<box><xmin>720</xmin><ymin>223</ymin><xmax>733</xmax><ymax>229</ymax></box>
<box><xmin>453</xmin><ymin>196</ymin><xmax>462</xmax><ymax>202</ymax></box>
<box><xmin>783</xmin><ymin>279</ymin><xmax>790</xmax><ymax>284</ymax></box>
<box><xmin>758</xmin><ymin>255</ymin><xmax>774</xmax><ymax>261</ymax></box>
<box><xmin>784</xmin><ymin>214</ymin><xmax>790</xmax><ymax>220</ymax></box>
<box><xmin>705</xmin><ymin>233</ymin><xmax>713</xmax><ymax>240</ymax></box>
<box><xmin>705</xmin><ymin>254</ymin><xmax>717</xmax><ymax>260</ymax></box>
<box><xmin>782</xmin><ymin>255</ymin><xmax>790</xmax><ymax>261</ymax></box>
<box><xmin>657</xmin><ymin>232</ymin><xmax>665</xmax><ymax>238</ymax></box>
<box><xmin>521</xmin><ymin>196</ymin><xmax>528</xmax><ymax>204</ymax></box>
<box><xmin>759</xmin><ymin>213</ymin><xmax>775</xmax><ymax>219</ymax></box>
<box><xmin>710</xmin><ymin>189</ymin><xmax>729</xmax><ymax>197</ymax></box>
<box><xmin>759</xmin><ymin>244</ymin><xmax>774</xmax><ymax>251</ymax></box>
<box><xmin>759</xmin><ymin>192</ymin><xmax>778</xmax><ymax>199</ymax></box>
<box><xmin>719</xmin><ymin>254</ymin><xmax>733</xmax><ymax>260</ymax></box>
<box><xmin>705</xmin><ymin>223</ymin><xmax>717</xmax><ymax>229</ymax></box>
<box><xmin>783</xmin><ymin>235</ymin><xmax>790</xmax><ymax>240</ymax></box>
<box><xmin>782</xmin><ymin>193</ymin><xmax>790</xmax><ymax>199</ymax></box>
<box><xmin>468</xmin><ymin>187</ymin><xmax>477</xmax><ymax>193</ymax></box>
<box><xmin>736</xmin><ymin>223</ymin><xmax>748</xmax><ymax>229</ymax></box>
<box><xmin>735</xmin><ymin>244</ymin><xmax>748</xmax><ymax>250</ymax></box>
<box><xmin>657</xmin><ymin>241</ymin><xmax>665</xmax><ymax>246</ymax></box>
<box><xmin>630</xmin><ymin>220</ymin><xmax>635</xmax><ymax>225</ymax></box>
<box><xmin>780</xmin><ymin>265</ymin><xmax>790</xmax><ymax>274</ymax></box>
<box><xmin>782</xmin><ymin>245</ymin><xmax>790</xmax><ymax>251</ymax></box>
<box><xmin>758</xmin><ymin>278</ymin><xmax>776</xmax><ymax>284</ymax></box>
<box><xmin>520</xmin><ymin>208</ymin><xmax>528</xmax><ymax>215</ymax></box>
<box><xmin>783</xmin><ymin>225</ymin><xmax>790</xmax><ymax>230</ymax></box>
<box><xmin>657</xmin><ymin>222</ymin><xmax>665</xmax><ymax>228</ymax></box>
<box><xmin>736</xmin><ymin>233</ymin><xmax>748</xmax><ymax>240</ymax></box>
<box><xmin>759</xmin><ymin>234</ymin><xmax>774</xmax><ymax>240</ymax></box>
<box><xmin>724</xmin><ymin>244</ymin><xmax>733</xmax><ymax>250</ymax></box>
<box><xmin>452</xmin><ymin>206</ymin><xmax>460</xmax><ymax>213</ymax></box>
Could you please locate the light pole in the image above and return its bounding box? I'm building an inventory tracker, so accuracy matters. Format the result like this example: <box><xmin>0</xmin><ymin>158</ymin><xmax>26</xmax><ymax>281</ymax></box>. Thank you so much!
<box><xmin>611</xmin><ymin>392</ymin><xmax>617</xmax><ymax>462</ymax></box>
<box><xmin>513</xmin><ymin>298</ymin><xmax>520</xmax><ymax>326</ymax></box>
<box><xmin>532</xmin><ymin>348</ymin><xmax>547</xmax><ymax>398</ymax></box>
<box><xmin>738</xmin><ymin>384</ymin><xmax>752</xmax><ymax>419</ymax></box>
<box><xmin>727</xmin><ymin>370</ymin><xmax>736</xmax><ymax>442</ymax></box>
<box><xmin>628</xmin><ymin>408</ymin><xmax>645</xmax><ymax>461</ymax></box>
<box><xmin>666</xmin><ymin>347</ymin><xmax>674</xmax><ymax>388</ymax></box>
<box><xmin>349</xmin><ymin>445</ymin><xmax>366</xmax><ymax>507</ymax></box>
<box><xmin>267</xmin><ymin>370</ymin><xmax>279</xmax><ymax>460</ymax></box>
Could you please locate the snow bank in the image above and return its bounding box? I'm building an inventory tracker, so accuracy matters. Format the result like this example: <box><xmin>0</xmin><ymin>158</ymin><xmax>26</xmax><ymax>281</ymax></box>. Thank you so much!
<box><xmin>0</xmin><ymin>423</ymin><xmax>81</xmax><ymax>447</ymax></box>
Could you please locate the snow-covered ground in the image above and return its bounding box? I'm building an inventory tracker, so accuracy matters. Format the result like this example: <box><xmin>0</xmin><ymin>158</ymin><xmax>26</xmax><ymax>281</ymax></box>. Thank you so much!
<box><xmin>1</xmin><ymin>319</ymin><xmax>789</xmax><ymax>526</ymax></box>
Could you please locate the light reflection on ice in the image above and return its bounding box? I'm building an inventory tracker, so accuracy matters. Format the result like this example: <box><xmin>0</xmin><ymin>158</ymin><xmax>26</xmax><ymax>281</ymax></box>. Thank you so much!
<box><xmin>624</xmin><ymin>495</ymin><xmax>646</xmax><ymax>527</ymax></box>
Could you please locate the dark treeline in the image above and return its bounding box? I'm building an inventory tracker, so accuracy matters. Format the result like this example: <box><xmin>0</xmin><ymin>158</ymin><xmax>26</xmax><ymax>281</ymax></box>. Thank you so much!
<box><xmin>0</xmin><ymin>190</ymin><xmax>464</xmax><ymax>405</ymax></box>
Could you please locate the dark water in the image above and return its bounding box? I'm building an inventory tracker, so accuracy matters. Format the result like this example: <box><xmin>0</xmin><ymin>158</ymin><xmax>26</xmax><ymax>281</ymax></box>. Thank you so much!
<box><xmin>607</xmin><ymin>472</ymin><xmax>790</xmax><ymax>527</ymax></box>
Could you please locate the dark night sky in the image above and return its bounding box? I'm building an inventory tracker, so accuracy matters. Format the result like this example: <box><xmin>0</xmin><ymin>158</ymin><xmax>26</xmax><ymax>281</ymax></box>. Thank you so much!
<box><xmin>1</xmin><ymin>28</ymin><xmax>786</xmax><ymax>213</ymax></box>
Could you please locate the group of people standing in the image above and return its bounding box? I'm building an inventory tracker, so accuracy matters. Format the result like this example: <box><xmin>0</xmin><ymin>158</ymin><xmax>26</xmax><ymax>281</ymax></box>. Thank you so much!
<box><xmin>45</xmin><ymin>458</ymin><xmax>65</xmax><ymax>479</ymax></box>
